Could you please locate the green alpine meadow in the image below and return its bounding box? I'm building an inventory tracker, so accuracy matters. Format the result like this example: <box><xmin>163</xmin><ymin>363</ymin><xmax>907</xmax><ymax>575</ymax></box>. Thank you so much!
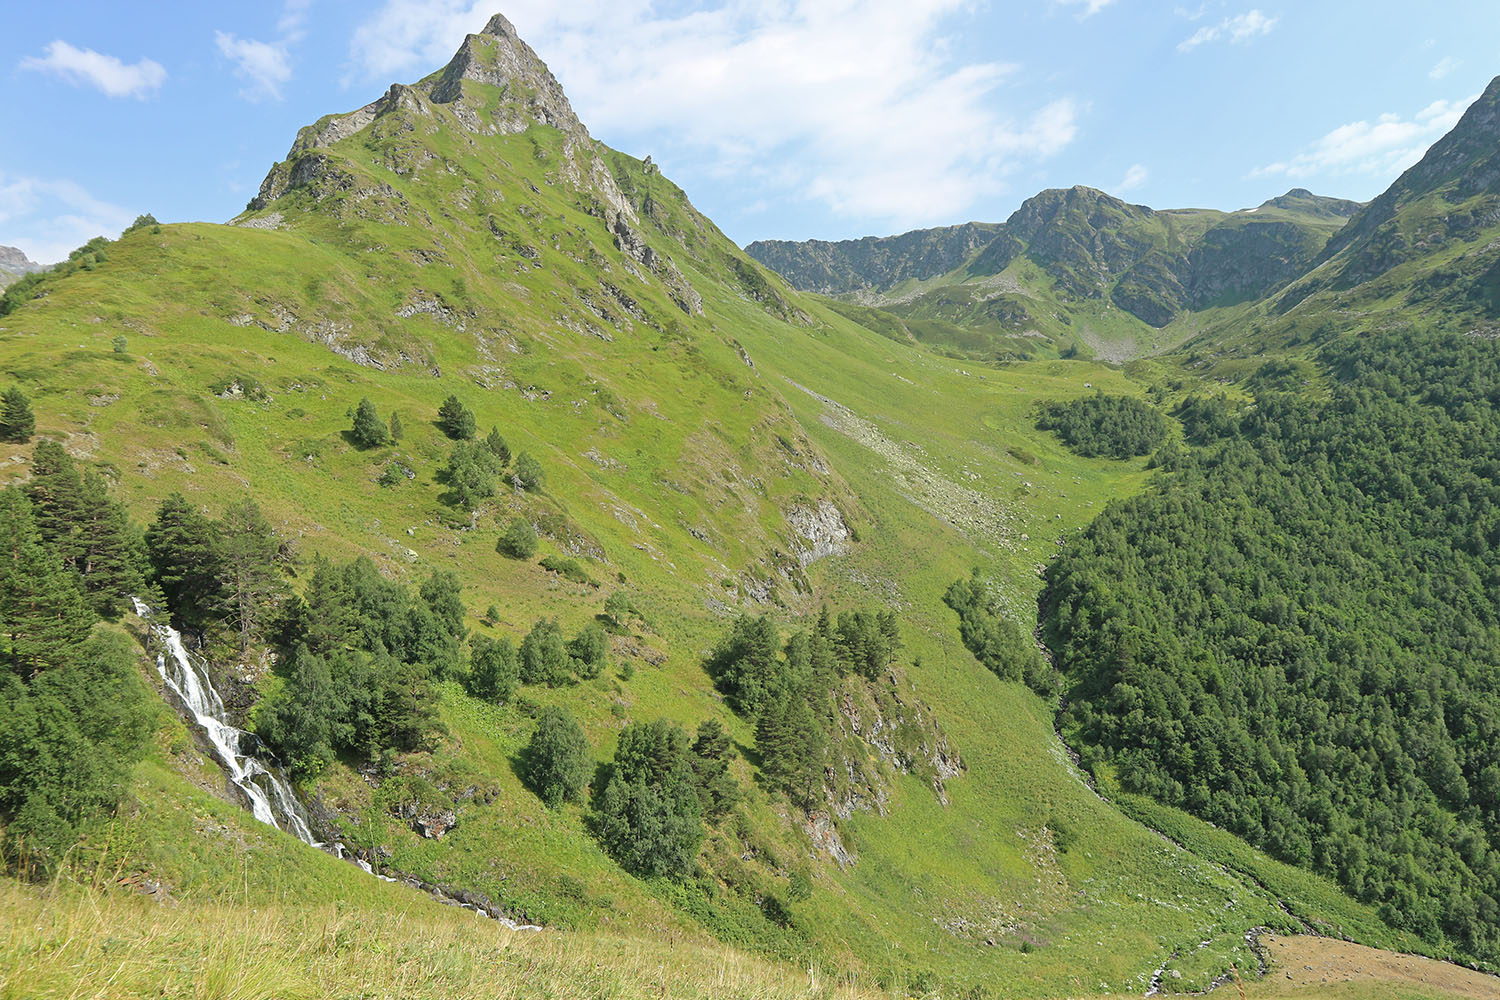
<box><xmin>3</xmin><ymin>10</ymin><xmax>1500</xmax><ymax>1000</ymax></box>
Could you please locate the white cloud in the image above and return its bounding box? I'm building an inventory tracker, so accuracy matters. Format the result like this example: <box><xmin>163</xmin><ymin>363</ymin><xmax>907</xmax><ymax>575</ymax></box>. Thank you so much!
<box><xmin>1116</xmin><ymin>164</ymin><xmax>1149</xmax><ymax>192</ymax></box>
<box><xmin>347</xmin><ymin>0</ymin><xmax>1079</xmax><ymax>228</ymax></box>
<box><xmin>1053</xmin><ymin>0</ymin><xmax>1115</xmax><ymax>18</ymax></box>
<box><xmin>18</xmin><ymin>41</ymin><xmax>166</xmax><ymax>99</ymax></box>
<box><xmin>215</xmin><ymin>2</ymin><xmax>311</xmax><ymax>103</ymax></box>
<box><xmin>1251</xmin><ymin>94</ymin><xmax>1476</xmax><ymax>181</ymax></box>
<box><xmin>216</xmin><ymin>31</ymin><xmax>294</xmax><ymax>101</ymax></box>
<box><xmin>1177</xmin><ymin>9</ymin><xmax>1277</xmax><ymax>52</ymax></box>
<box><xmin>1429</xmin><ymin>56</ymin><xmax>1460</xmax><ymax>80</ymax></box>
<box><xmin>0</xmin><ymin>173</ymin><xmax>137</xmax><ymax>266</ymax></box>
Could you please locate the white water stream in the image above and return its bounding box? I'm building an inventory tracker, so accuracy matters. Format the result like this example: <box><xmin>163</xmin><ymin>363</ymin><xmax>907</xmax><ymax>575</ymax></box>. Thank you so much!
<box><xmin>134</xmin><ymin>599</ymin><xmax>540</xmax><ymax>931</ymax></box>
<box><xmin>134</xmin><ymin>598</ymin><xmax>319</xmax><ymax>844</ymax></box>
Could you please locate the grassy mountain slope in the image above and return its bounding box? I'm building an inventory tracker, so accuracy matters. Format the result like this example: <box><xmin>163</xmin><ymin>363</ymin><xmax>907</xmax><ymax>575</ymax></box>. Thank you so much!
<box><xmin>0</xmin><ymin>14</ymin><xmax>1484</xmax><ymax>999</ymax></box>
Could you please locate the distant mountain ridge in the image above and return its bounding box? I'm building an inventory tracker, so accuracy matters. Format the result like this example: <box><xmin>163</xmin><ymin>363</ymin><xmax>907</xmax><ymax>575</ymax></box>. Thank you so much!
<box><xmin>0</xmin><ymin>246</ymin><xmax>43</xmax><ymax>289</ymax></box>
<box><xmin>750</xmin><ymin>77</ymin><xmax>1500</xmax><ymax>364</ymax></box>
<box><xmin>748</xmin><ymin>185</ymin><xmax>1361</xmax><ymax>360</ymax></box>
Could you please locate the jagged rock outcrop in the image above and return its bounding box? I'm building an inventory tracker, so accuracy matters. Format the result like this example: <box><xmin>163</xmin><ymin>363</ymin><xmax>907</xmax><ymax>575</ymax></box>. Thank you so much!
<box><xmin>0</xmin><ymin>246</ymin><xmax>42</xmax><ymax>276</ymax></box>
<box><xmin>0</xmin><ymin>246</ymin><xmax>43</xmax><ymax>288</ymax></box>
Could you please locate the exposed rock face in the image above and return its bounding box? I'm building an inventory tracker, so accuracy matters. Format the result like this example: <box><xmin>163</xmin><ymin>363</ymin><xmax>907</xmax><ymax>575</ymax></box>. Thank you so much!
<box><xmin>745</xmin><ymin>222</ymin><xmax>1003</xmax><ymax>296</ymax></box>
<box><xmin>247</xmin><ymin>14</ymin><xmax>635</xmax><ymax>228</ymax></box>
<box><xmin>0</xmin><ymin>246</ymin><xmax>44</xmax><ymax>288</ymax></box>
<box><xmin>0</xmin><ymin>246</ymin><xmax>42</xmax><ymax>275</ymax></box>
<box><xmin>786</xmin><ymin>500</ymin><xmax>852</xmax><ymax>567</ymax></box>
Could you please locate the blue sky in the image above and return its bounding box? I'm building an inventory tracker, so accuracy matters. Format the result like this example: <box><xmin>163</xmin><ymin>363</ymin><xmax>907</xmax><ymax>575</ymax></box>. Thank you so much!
<box><xmin>2</xmin><ymin>1</ymin><xmax>1498</xmax><ymax>263</ymax></box>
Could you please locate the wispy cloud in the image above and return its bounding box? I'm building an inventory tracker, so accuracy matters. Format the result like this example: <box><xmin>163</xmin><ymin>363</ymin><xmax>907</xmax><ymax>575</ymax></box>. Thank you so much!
<box><xmin>1251</xmin><ymin>94</ymin><xmax>1475</xmax><ymax>181</ymax></box>
<box><xmin>0</xmin><ymin>173</ymin><xmax>137</xmax><ymax>266</ymax></box>
<box><xmin>347</xmin><ymin>0</ymin><xmax>1079</xmax><ymax>229</ymax></box>
<box><xmin>1116</xmin><ymin>164</ymin><xmax>1149</xmax><ymax>192</ymax></box>
<box><xmin>215</xmin><ymin>1</ymin><xmax>311</xmax><ymax>102</ymax></box>
<box><xmin>1178</xmin><ymin>9</ymin><xmax>1277</xmax><ymax>52</ymax></box>
<box><xmin>1429</xmin><ymin>56</ymin><xmax>1460</xmax><ymax>81</ymax></box>
<box><xmin>1053</xmin><ymin>0</ymin><xmax>1116</xmax><ymax>18</ymax></box>
<box><xmin>18</xmin><ymin>41</ymin><xmax>166</xmax><ymax>99</ymax></box>
<box><xmin>216</xmin><ymin>32</ymin><xmax>294</xmax><ymax>101</ymax></box>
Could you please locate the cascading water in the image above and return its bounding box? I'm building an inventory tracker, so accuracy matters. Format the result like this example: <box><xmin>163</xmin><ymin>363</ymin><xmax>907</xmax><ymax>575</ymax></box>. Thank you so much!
<box><xmin>133</xmin><ymin>598</ymin><xmax>319</xmax><ymax>845</ymax></box>
<box><xmin>133</xmin><ymin>599</ymin><xmax>541</xmax><ymax>931</ymax></box>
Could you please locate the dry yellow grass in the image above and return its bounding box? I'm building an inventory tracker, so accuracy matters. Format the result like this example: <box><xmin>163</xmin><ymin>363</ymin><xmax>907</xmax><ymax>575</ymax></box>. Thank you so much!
<box><xmin>0</xmin><ymin>881</ymin><xmax>888</xmax><ymax>1000</ymax></box>
<box><xmin>1245</xmin><ymin>934</ymin><xmax>1500</xmax><ymax>1000</ymax></box>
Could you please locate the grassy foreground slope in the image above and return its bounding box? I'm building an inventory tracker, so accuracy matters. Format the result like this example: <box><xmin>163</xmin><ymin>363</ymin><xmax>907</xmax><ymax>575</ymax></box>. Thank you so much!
<box><xmin>0</xmin><ymin>15</ymin><xmax>1481</xmax><ymax>998</ymax></box>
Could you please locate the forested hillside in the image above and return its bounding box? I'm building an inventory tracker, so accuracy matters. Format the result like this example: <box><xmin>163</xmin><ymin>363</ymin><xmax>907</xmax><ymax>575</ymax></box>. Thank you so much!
<box><xmin>1044</xmin><ymin>330</ymin><xmax>1500</xmax><ymax>962</ymax></box>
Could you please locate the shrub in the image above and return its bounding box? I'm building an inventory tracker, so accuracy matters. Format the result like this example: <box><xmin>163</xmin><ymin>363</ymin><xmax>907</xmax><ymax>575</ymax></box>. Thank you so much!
<box><xmin>513</xmin><ymin>451</ymin><xmax>545</xmax><ymax>491</ymax></box>
<box><xmin>467</xmin><ymin>635</ymin><xmax>520</xmax><ymax>703</ymax></box>
<box><xmin>497</xmin><ymin>517</ymin><xmax>538</xmax><ymax>559</ymax></box>
<box><xmin>520</xmin><ymin>619</ymin><xmax>571</xmax><ymax>686</ymax></box>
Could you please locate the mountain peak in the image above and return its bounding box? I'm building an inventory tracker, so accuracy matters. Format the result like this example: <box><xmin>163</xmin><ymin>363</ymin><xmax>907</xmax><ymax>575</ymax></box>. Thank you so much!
<box><xmin>481</xmin><ymin>12</ymin><xmax>519</xmax><ymax>37</ymax></box>
<box><xmin>428</xmin><ymin>13</ymin><xmax>580</xmax><ymax>133</ymax></box>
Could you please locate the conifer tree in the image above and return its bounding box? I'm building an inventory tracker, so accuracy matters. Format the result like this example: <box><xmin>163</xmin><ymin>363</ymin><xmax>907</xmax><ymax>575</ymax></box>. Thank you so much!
<box><xmin>25</xmin><ymin>440</ymin><xmax>86</xmax><ymax>566</ymax></box>
<box><xmin>145</xmin><ymin>493</ymin><xmax>225</xmax><ymax>627</ymax></box>
<box><xmin>437</xmin><ymin>394</ymin><xmax>476</xmax><ymax>440</ymax></box>
<box><xmin>0</xmin><ymin>388</ymin><xmax>35</xmax><ymax>443</ymax></box>
<box><xmin>75</xmin><ymin>469</ymin><xmax>145</xmax><ymax>618</ymax></box>
<box><xmin>690</xmin><ymin>719</ymin><xmax>738</xmax><ymax>820</ymax></box>
<box><xmin>0</xmin><ymin>488</ymin><xmax>92</xmax><ymax>673</ymax></box>
<box><xmin>388</xmin><ymin>410</ymin><xmax>403</xmax><ymax>443</ymax></box>
<box><xmin>483</xmin><ymin>426</ymin><xmax>510</xmax><ymax>464</ymax></box>
<box><xmin>350</xmin><ymin>397</ymin><xmax>386</xmax><ymax>449</ymax></box>
<box><xmin>219</xmin><ymin>497</ymin><xmax>285</xmax><ymax>652</ymax></box>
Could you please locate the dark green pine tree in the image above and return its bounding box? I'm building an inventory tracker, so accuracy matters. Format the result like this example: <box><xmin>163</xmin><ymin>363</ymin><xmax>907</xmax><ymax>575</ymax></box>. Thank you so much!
<box><xmin>145</xmin><ymin>493</ymin><xmax>225</xmax><ymax>627</ymax></box>
<box><xmin>25</xmin><ymin>440</ymin><xmax>87</xmax><ymax>566</ymax></box>
<box><xmin>0</xmin><ymin>488</ymin><xmax>93</xmax><ymax>674</ymax></box>
<box><xmin>0</xmin><ymin>388</ymin><xmax>35</xmax><ymax>443</ymax></box>
<box><xmin>219</xmin><ymin>497</ymin><xmax>285</xmax><ymax>652</ymax></box>
<box><xmin>437</xmin><ymin>394</ymin><xmax>476</xmax><ymax>441</ymax></box>
<box><xmin>482</xmin><ymin>426</ymin><xmax>510</xmax><ymax>465</ymax></box>
<box><xmin>75</xmin><ymin>469</ymin><xmax>146</xmax><ymax>619</ymax></box>
<box><xmin>349</xmin><ymin>397</ymin><xmax>387</xmax><ymax>449</ymax></box>
<box><xmin>690</xmin><ymin>719</ymin><xmax>739</xmax><ymax>821</ymax></box>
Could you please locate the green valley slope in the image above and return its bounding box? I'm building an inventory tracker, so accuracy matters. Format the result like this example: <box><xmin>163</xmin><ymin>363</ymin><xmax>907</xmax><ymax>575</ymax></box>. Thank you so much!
<box><xmin>0</xmin><ymin>13</ymin><xmax>1476</xmax><ymax>999</ymax></box>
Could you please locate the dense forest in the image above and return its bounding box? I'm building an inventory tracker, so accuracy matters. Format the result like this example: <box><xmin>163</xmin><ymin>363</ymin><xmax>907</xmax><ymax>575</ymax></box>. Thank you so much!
<box><xmin>1044</xmin><ymin>331</ymin><xmax>1500</xmax><ymax>961</ymax></box>
<box><xmin>1036</xmin><ymin>391</ymin><xmax>1168</xmax><ymax>459</ymax></box>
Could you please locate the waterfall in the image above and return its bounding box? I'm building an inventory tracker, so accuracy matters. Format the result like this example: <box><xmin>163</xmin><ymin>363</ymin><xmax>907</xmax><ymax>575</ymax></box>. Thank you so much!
<box><xmin>133</xmin><ymin>599</ymin><xmax>320</xmax><ymax>846</ymax></box>
<box><xmin>133</xmin><ymin>599</ymin><xmax>541</xmax><ymax>931</ymax></box>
